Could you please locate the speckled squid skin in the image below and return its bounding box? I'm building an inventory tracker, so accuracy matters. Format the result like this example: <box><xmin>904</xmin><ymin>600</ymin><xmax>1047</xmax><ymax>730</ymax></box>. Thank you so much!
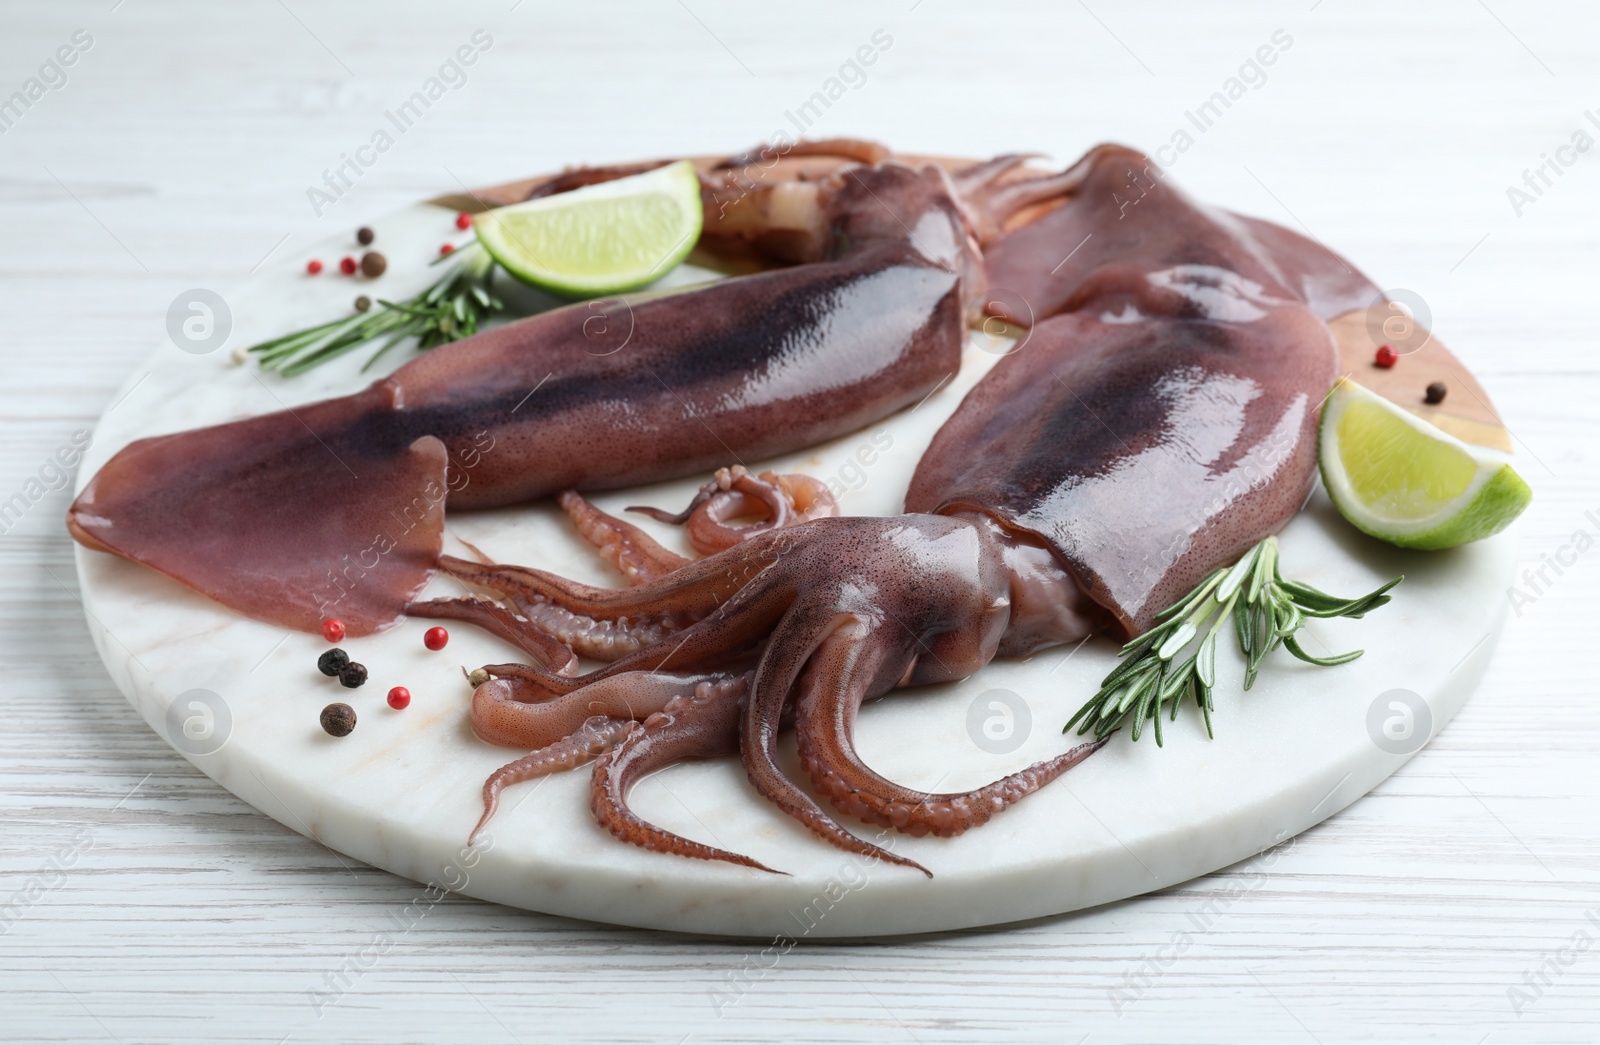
<box><xmin>908</xmin><ymin>144</ymin><xmax>1342</xmax><ymax>638</ymax></box>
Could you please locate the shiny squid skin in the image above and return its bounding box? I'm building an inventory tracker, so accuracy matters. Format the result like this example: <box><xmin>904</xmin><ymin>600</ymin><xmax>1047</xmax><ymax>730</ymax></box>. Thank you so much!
<box><xmin>389</xmin><ymin>240</ymin><xmax>962</xmax><ymax>507</ymax></box>
<box><xmin>68</xmin><ymin>157</ymin><xmax>977</xmax><ymax>636</ymax></box>
<box><xmin>455</xmin><ymin>144</ymin><xmax>1355</xmax><ymax>874</ymax></box>
<box><xmin>980</xmin><ymin>142</ymin><xmax>1380</xmax><ymax>327</ymax></box>
<box><xmin>908</xmin><ymin>285</ymin><xmax>1337</xmax><ymax>640</ymax></box>
<box><xmin>923</xmin><ymin>143</ymin><xmax>1343</xmax><ymax>637</ymax></box>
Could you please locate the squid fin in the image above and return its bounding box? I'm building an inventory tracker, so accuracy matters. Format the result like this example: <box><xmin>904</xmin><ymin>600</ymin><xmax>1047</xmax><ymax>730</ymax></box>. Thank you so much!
<box><xmin>68</xmin><ymin>389</ymin><xmax>447</xmax><ymax>636</ymax></box>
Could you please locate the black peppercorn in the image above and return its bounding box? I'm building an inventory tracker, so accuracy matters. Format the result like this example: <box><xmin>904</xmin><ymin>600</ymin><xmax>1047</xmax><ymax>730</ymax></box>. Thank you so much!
<box><xmin>317</xmin><ymin>648</ymin><xmax>350</xmax><ymax>677</ymax></box>
<box><xmin>360</xmin><ymin>251</ymin><xmax>386</xmax><ymax>278</ymax></box>
<box><xmin>354</xmin><ymin>295</ymin><xmax>372</xmax><ymax>313</ymax></box>
<box><xmin>338</xmin><ymin>661</ymin><xmax>368</xmax><ymax>688</ymax></box>
<box><xmin>320</xmin><ymin>702</ymin><xmax>356</xmax><ymax>737</ymax></box>
<box><xmin>1424</xmin><ymin>381</ymin><xmax>1447</xmax><ymax>405</ymax></box>
<box><xmin>356</xmin><ymin>226</ymin><xmax>375</xmax><ymax>246</ymax></box>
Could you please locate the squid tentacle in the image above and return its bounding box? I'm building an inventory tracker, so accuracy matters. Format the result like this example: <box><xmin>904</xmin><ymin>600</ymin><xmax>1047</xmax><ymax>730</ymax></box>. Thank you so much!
<box><xmin>470</xmin><ymin>669</ymin><xmax>753</xmax><ymax>846</ymax></box>
<box><xmin>415</xmin><ymin>592</ymin><xmax>681</xmax><ymax>666</ymax></box>
<box><xmin>739</xmin><ymin>609</ymin><xmax>932</xmax><ymax>876</ymax></box>
<box><xmin>977</xmin><ymin>165</ymin><xmax>1090</xmax><ymax>227</ymax></box>
<box><xmin>556</xmin><ymin>490</ymin><xmax>691</xmax><ymax>585</ymax></box>
<box><xmin>629</xmin><ymin>466</ymin><xmax>839</xmax><ymax>555</ymax></box>
<box><xmin>589</xmin><ymin>672</ymin><xmax>783</xmax><ymax>874</ymax></box>
<box><xmin>433</xmin><ymin>483</ymin><xmax>834</xmax><ymax>671</ymax></box>
<box><xmin>792</xmin><ymin>627</ymin><xmax>1111</xmax><ymax>835</ymax></box>
<box><xmin>953</xmin><ymin>153</ymin><xmax>1090</xmax><ymax>244</ymax></box>
<box><xmin>430</xmin><ymin>552</ymin><xmax>735</xmax><ymax>664</ymax></box>
<box><xmin>950</xmin><ymin>152</ymin><xmax>1040</xmax><ymax>194</ymax></box>
<box><xmin>438</xmin><ymin>551</ymin><xmax>763</xmax><ymax>628</ymax></box>
<box><xmin>407</xmin><ymin>597</ymin><xmax>581</xmax><ymax>674</ymax></box>
<box><xmin>480</xmin><ymin>571</ymin><xmax>800</xmax><ymax>699</ymax></box>
<box><xmin>470</xmin><ymin>714</ymin><xmax>632</xmax><ymax>846</ymax></box>
<box><xmin>469</xmin><ymin>671</ymin><xmax>700</xmax><ymax>748</ymax></box>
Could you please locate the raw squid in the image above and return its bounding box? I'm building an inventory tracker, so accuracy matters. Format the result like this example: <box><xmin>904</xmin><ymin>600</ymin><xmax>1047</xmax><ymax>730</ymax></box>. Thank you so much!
<box><xmin>70</xmin><ymin>138</ymin><xmax>1386</xmax><ymax>875</ymax></box>
<box><xmin>445</xmin><ymin>143</ymin><xmax>1372</xmax><ymax>874</ymax></box>
<box><xmin>67</xmin><ymin>142</ymin><xmax>1079</xmax><ymax>635</ymax></box>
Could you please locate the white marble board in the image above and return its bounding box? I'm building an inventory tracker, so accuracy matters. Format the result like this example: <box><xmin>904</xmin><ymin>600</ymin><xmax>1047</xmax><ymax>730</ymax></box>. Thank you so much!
<box><xmin>71</xmin><ymin>197</ymin><xmax>1516</xmax><ymax>938</ymax></box>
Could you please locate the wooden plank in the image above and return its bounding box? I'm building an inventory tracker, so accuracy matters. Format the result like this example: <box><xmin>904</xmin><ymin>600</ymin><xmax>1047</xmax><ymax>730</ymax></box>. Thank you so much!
<box><xmin>2</xmin><ymin>0</ymin><xmax>1593</xmax><ymax>1040</ymax></box>
<box><xmin>1330</xmin><ymin>311</ymin><xmax>1514</xmax><ymax>452</ymax></box>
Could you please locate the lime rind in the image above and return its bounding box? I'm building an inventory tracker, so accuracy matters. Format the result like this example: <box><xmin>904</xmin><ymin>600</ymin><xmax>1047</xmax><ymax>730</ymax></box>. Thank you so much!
<box><xmin>1392</xmin><ymin>461</ymin><xmax>1531</xmax><ymax>549</ymax></box>
<box><xmin>473</xmin><ymin>160</ymin><xmax>702</xmax><ymax>298</ymax></box>
<box><xmin>1318</xmin><ymin>377</ymin><xmax>1530</xmax><ymax>550</ymax></box>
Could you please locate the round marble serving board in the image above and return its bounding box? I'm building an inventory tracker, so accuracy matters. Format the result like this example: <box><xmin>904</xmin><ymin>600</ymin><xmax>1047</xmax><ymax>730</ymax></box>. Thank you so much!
<box><xmin>73</xmin><ymin>183</ymin><xmax>1518</xmax><ymax>939</ymax></box>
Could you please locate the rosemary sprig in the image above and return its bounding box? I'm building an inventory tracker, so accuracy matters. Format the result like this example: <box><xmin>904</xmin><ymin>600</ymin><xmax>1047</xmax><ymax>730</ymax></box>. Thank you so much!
<box><xmin>248</xmin><ymin>245</ymin><xmax>503</xmax><ymax>376</ymax></box>
<box><xmin>1063</xmin><ymin>535</ymin><xmax>1401</xmax><ymax>745</ymax></box>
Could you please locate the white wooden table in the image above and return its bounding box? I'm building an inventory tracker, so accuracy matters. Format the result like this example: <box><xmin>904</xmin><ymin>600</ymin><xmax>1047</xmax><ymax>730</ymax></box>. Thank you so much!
<box><xmin>3</xmin><ymin>1</ymin><xmax>1596</xmax><ymax>1040</ymax></box>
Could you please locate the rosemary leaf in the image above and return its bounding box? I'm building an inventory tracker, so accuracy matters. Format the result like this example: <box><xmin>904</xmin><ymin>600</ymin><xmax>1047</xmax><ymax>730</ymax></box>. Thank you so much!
<box><xmin>1282</xmin><ymin>634</ymin><xmax>1364</xmax><ymax>667</ymax></box>
<box><xmin>1157</xmin><ymin>619</ymin><xmax>1198</xmax><ymax>661</ymax></box>
<box><xmin>1196</xmin><ymin>628</ymin><xmax>1219</xmax><ymax>689</ymax></box>
<box><xmin>1130</xmin><ymin>671</ymin><xmax>1160</xmax><ymax>741</ymax></box>
<box><xmin>248</xmin><ymin>244</ymin><xmax>505</xmax><ymax>376</ymax></box>
<box><xmin>1063</xmin><ymin>534</ymin><xmax>1402</xmax><ymax>746</ymax></box>
<box><xmin>1217</xmin><ymin>547</ymin><xmax>1258</xmax><ymax>602</ymax></box>
<box><xmin>1159</xmin><ymin>658</ymin><xmax>1195</xmax><ymax>703</ymax></box>
<box><xmin>1247</xmin><ymin>538</ymin><xmax>1274</xmax><ymax>605</ymax></box>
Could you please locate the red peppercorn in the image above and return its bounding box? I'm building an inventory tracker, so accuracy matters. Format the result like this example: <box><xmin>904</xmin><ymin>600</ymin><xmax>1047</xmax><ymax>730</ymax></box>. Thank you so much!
<box><xmin>339</xmin><ymin>256</ymin><xmax>358</xmax><ymax>275</ymax></box>
<box><xmin>322</xmin><ymin>619</ymin><xmax>346</xmax><ymax>643</ymax></box>
<box><xmin>306</xmin><ymin>259</ymin><xmax>324</xmax><ymax>275</ymax></box>
<box><xmin>439</xmin><ymin>243</ymin><xmax>456</xmax><ymax>257</ymax></box>
<box><xmin>387</xmin><ymin>686</ymin><xmax>411</xmax><ymax>710</ymax></box>
<box><xmin>455</xmin><ymin>212</ymin><xmax>472</xmax><ymax>230</ymax></box>
<box><xmin>423</xmin><ymin>626</ymin><xmax>449</xmax><ymax>651</ymax></box>
<box><xmin>1374</xmin><ymin>344</ymin><xmax>1399</xmax><ymax>368</ymax></box>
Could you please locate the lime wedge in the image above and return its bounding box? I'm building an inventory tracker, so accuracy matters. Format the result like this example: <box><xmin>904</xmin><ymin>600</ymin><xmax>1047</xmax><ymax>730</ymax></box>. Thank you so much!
<box><xmin>473</xmin><ymin>160</ymin><xmax>702</xmax><ymax>298</ymax></box>
<box><xmin>1319</xmin><ymin>377</ymin><xmax>1530</xmax><ymax>550</ymax></box>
